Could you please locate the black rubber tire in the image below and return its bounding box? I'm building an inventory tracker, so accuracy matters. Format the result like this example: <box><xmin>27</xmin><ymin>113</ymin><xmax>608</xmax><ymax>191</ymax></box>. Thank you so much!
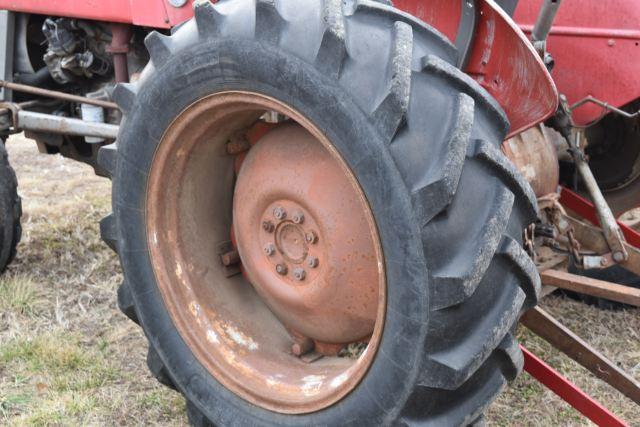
<box><xmin>586</xmin><ymin>100</ymin><xmax>640</xmax><ymax>217</ymax></box>
<box><xmin>0</xmin><ymin>140</ymin><xmax>22</xmax><ymax>274</ymax></box>
<box><xmin>99</xmin><ymin>1</ymin><xmax>540</xmax><ymax>425</ymax></box>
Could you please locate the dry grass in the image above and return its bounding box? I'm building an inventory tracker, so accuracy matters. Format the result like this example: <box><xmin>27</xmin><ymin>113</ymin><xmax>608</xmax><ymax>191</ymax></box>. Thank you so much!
<box><xmin>1</xmin><ymin>134</ymin><xmax>638</xmax><ymax>426</ymax></box>
<box><xmin>1</xmin><ymin>135</ymin><xmax>186</xmax><ymax>426</ymax></box>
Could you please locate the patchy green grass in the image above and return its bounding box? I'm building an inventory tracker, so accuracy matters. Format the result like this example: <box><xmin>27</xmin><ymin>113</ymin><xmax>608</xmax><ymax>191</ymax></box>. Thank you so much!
<box><xmin>2</xmin><ymin>134</ymin><xmax>638</xmax><ymax>426</ymax></box>
<box><xmin>0</xmin><ymin>274</ymin><xmax>40</xmax><ymax>314</ymax></box>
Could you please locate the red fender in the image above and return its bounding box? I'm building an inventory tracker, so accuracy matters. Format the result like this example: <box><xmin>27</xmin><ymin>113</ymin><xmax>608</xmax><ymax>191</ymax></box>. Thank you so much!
<box><xmin>396</xmin><ymin>0</ymin><xmax>558</xmax><ymax>138</ymax></box>
<box><xmin>0</xmin><ymin>0</ymin><xmax>557</xmax><ymax>136</ymax></box>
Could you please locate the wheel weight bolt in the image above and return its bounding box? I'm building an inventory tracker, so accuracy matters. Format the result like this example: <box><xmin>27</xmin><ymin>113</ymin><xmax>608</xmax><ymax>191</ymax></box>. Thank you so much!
<box><xmin>276</xmin><ymin>264</ymin><xmax>288</xmax><ymax>275</ymax></box>
<box><xmin>291</xmin><ymin>337</ymin><xmax>314</xmax><ymax>357</ymax></box>
<box><xmin>307</xmin><ymin>257</ymin><xmax>319</xmax><ymax>268</ymax></box>
<box><xmin>262</xmin><ymin>220</ymin><xmax>275</xmax><ymax>233</ymax></box>
<box><xmin>292</xmin><ymin>211</ymin><xmax>305</xmax><ymax>224</ymax></box>
<box><xmin>264</xmin><ymin>244</ymin><xmax>276</xmax><ymax>256</ymax></box>
<box><xmin>293</xmin><ymin>268</ymin><xmax>306</xmax><ymax>281</ymax></box>
<box><xmin>273</xmin><ymin>206</ymin><xmax>286</xmax><ymax>220</ymax></box>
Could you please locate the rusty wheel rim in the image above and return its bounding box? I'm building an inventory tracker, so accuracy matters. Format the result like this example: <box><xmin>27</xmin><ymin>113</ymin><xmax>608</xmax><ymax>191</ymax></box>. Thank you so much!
<box><xmin>146</xmin><ymin>92</ymin><xmax>386</xmax><ymax>414</ymax></box>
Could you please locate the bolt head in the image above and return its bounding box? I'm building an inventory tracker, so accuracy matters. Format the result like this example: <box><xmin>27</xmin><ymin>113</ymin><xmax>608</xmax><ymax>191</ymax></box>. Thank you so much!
<box><xmin>276</xmin><ymin>264</ymin><xmax>288</xmax><ymax>275</ymax></box>
<box><xmin>273</xmin><ymin>206</ymin><xmax>286</xmax><ymax>220</ymax></box>
<box><xmin>613</xmin><ymin>251</ymin><xmax>625</xmax><ymax>263</ymax></box>
<box><xmin>292</xmin><ymin>211</ymin><xmax>305</xmax><ymax>224</ymax></box>
<box><xmin>262</xmin><ymin>220</ymin><xmax>275</xmax><ymax>233</ymax></box>
<box><xmin>293</xmin><ymin>268</ymin><xmax>306</xmax><ymax>281</ymax></box>
<box><xmin>307</xmin><ymin>257</ymin><xmax>319</xmax><ymax>268</ymax></box>
<box><xmin>264</xmin><ymin>244</ymin><xmax>275</xmax><ymax>257</ymax></box>
<box><xmin>305</xmin><ymin>230</ymin><xmax>318</xmax><ymax>244</ymax></box>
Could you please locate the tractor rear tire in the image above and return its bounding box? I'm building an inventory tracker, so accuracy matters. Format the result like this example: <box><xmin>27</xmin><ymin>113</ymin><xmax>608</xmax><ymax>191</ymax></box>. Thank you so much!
<box><xmin>0</xmin><ymin>140</ymin><xmax>21</xmax><ymax>274</ymax></box>
<box><xmin>100</xmin><ymin>1</ymin><xmax>540</xmax><ymax>425</ymax></box>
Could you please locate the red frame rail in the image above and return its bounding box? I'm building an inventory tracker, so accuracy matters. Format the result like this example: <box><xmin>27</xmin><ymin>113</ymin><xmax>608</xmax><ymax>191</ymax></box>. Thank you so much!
<box><xmin>521</xmin><ymin>345</ymin><xmax>629</xmax><ymax>427</ymax></box>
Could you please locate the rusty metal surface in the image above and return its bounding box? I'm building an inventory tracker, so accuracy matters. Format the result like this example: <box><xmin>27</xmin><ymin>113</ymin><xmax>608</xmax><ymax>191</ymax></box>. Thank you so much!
<box><xmin>541</xmin><ymin>269</ymin><xmax>640</xmax><ymax>307</ymax></box>
<box><xmin>521</xmin><ymin>306</ymin><xmax>640</xmax><ymax>405</ymax></box>
<box><xmin>233</xmin><ymin>124</ymin><xmax>380</xmax><ymax>345</ymax></box>
<box><xmin>107</xmin><ymin>23</ymin><xmax>132</xmax><ymax>83</ymax></box>
<box><xmin>565</xmin><ymin>214</ymin><xmax>640</xmax><ymax>277</ymax></box>
<box><xmin>502</xmin><ymin>125</ymin><xmax>559</xmax><ymax>197</ymax></box>
<box><xmin>146</xmin><ymin>92</ymin><xmax>385</xmax><ymax>414</ymax></box>
<box><xmin>16</xmin><ymin>110</ymin><xmax>119</xmax><ymax>139</ymax></box>
<box><xmin>0</xmin><ymin>80</ymin><xmax>119</xmax><ymax>109</ymax></box>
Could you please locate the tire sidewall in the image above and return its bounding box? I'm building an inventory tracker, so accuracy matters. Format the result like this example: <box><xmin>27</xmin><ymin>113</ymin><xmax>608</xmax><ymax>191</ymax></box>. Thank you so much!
<box><xmin>114</xmin><ymin>39</ymin><xmax>430</xmax><ymax>425</ymax></box>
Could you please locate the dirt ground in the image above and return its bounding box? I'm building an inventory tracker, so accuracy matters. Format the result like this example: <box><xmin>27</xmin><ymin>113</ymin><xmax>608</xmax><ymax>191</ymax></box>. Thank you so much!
<box><xmin>1</xmin><ymin>134</ymin><xmax>638</xmax><ymax>426</ymax></box>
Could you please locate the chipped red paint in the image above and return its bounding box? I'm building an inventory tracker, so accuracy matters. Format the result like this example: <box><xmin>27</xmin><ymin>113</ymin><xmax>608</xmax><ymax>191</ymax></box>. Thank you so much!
<box><xmin>0</xmin><ymin>0</ymin><xmax>557</xmax><ymax>137</ymax></box>
<box><xmin>515</xmin><ymin>0</ymin><xmax>640</xmax><ymax>126</ymax></box>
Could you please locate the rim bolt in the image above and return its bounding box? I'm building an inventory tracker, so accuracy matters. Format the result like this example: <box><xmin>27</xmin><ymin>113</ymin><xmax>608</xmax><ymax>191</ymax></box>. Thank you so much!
<box><xmin>262</xmin><ymin>220</ymin><xmax>275</xmax><ymax>233</ymax></box>
<box><xmin>276</xmin><ymin>264</ymin><xmax>288</xmax><ymax>275</ymax></box>
<box><xmin>273</xmin><ymin>206</ymin><xmax>287</xmax><ymax>220</ymax></box>
<box><xmin>292</xmin><ymin>211</ymin><xmax>305</xmax><ymax>224</ymax></box>
<box><xmin>305</xmin><ymin>230</ymin><xmax>318</xmax><ymax>244</ymax></box>
<box><xmin>264</xmin><ymin>243</ymin><xmax>276</xmax><ymax>257</ymax></box>
<box><xmin>307</xmin><ymin>257</ymin><xmax>319</xmax><ymax>268</ymax></box>
<box><xmin>293</xmin><ymin>268</ymin><xmax>306</xmax><ymax>281</ymax></box>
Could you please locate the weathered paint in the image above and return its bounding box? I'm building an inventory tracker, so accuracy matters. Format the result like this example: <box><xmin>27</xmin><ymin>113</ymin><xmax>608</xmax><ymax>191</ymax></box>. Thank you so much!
<box><xmin>0</xmin><ymin>0</ymin><xmax>557</xmax><ymax>136</ymax></box>
<box><xmin>515</xmin><ymin>0</ymin><xmax>640</xmax><ymax>125</ymax></box>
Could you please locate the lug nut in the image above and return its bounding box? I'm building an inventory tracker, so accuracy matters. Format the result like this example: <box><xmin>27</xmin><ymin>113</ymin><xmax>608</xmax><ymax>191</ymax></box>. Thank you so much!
<box><xmin>264</xmin><ymin>243</ymin><xmax>276</xmax><ymax>256</ymax></box>
<box><xmin>293</xmin><ymin>268</ymin><xmax>306</xmax><ymax>281</ymax></box>
<box><xmin>307</xmin><ymin>257</ymin><xmax>319</xmax><ymax>268</ymax></box>
<box><xmin>276</xmin><ymin>264</ymin><xmax>288</xmax><ymax>275</ymax></box>
<box><xmin>273</xmin><ymin>206</ymin><xmax>287</xmax><ymax>220</ymax></box>
<box><xmin>262</xmin><ymin>220</ymin><xmax>275</xmax><ymax>233</ymax></box>
<box><xmin>305</xmin><ymin>230</ymin><xmax>318</xmax><ymax>244</ymax></box>
<box><xmin>292</xmin><ymin>211</ymin><xmax>305</xmax><ymax>224</ymax></box>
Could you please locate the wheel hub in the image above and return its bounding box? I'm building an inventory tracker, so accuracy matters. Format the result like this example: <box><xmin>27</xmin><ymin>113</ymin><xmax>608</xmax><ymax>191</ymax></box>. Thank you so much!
<box><xmin>234</xmin><ymin>123</ymin><xmax>380</xmax><ymax>344</ymax></box>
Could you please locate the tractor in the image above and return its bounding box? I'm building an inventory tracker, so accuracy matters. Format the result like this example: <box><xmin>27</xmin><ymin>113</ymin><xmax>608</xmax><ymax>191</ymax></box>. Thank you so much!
<box><xmin>0</xmin><ymin>0</ymin><xmax>637</xmax><ymax>425</ymax></box>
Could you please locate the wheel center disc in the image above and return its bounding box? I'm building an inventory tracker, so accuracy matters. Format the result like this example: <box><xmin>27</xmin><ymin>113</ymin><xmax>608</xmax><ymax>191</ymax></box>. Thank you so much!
<box><xmin>234</xmin><ymin>123</ymin><xmax>380</xmax><ymax>344</ymax></box>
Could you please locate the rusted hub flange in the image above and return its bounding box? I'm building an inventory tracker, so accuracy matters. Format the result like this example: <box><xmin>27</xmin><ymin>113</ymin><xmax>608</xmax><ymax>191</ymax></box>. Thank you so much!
<box><xmin>234</xmin><ymin>124</ymin><xmax>379</xmax><ymax>344</ymax></box>
<box><xmin>146</xmin><ymin>92</ymin><xmax>385</xmax><ymax>414</ymax></box>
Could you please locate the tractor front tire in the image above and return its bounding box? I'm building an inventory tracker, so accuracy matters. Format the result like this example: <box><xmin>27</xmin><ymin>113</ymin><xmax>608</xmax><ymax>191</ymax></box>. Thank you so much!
<box><xmin>100</xmin><ymin>1</ymin><xmax>540</xmax><ymax>425</ymax></box>
<box><xmin>0</xmin><ymin>140</ymin><xmax>21</xmax><ymax>274</ymax></box>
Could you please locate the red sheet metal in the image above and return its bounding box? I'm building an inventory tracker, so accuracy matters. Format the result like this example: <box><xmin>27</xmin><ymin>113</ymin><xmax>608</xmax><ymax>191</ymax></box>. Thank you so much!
<box><xmin>0</xmin><ymin>0</ymin><xmax>195</xmax><ymax>28</ymax></box>
<box><xmin>521</xmin><ymin>345</ymin><xmax>629</xmax><ymax>427</ymax></box>
<box><xmin>559</xmin><ymin>187</ymin><xmax>640</xmax><ymax>250</ymax></box>
<box><xmin>0</xmin><ymin>0</ymin><xmax>557</xmax><ymax>138</ymax></box>
<box><xmin>399</xmin><ymin>0</ymin><xmax>558</xmax><ymax>139</ymax></box>
<box><xmin>515</xmin><ymin>0</ymin><xmax>640</xmax><ymax>126</ymax></box>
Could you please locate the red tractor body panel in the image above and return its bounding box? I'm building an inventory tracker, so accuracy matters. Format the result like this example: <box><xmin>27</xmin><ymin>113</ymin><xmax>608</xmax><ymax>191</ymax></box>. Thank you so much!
<box><xmin>0</xmin><ymin>0</ymin><xmax>194</xmax><ymax>28</ymax></box>
<box><xmin>0</xmin><ymin>0</ymin><xmax>558</xmax><ymax>135</ymax></box>
<box><xmin>515</xmin><ymin>0</ymin><xmax>640</xmax><ymax>125</ymax></box>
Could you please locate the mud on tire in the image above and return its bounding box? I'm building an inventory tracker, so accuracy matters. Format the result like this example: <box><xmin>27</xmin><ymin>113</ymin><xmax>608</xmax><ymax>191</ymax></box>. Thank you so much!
<box><xmin>100</xmin><ymin>0</ymin><xmax>540</xmax><ymax>425</ymax></box>
<box><xmin>0</xmin><ymin>140</ymin><xmax>22</xmax><ymax>273</ymax></box>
